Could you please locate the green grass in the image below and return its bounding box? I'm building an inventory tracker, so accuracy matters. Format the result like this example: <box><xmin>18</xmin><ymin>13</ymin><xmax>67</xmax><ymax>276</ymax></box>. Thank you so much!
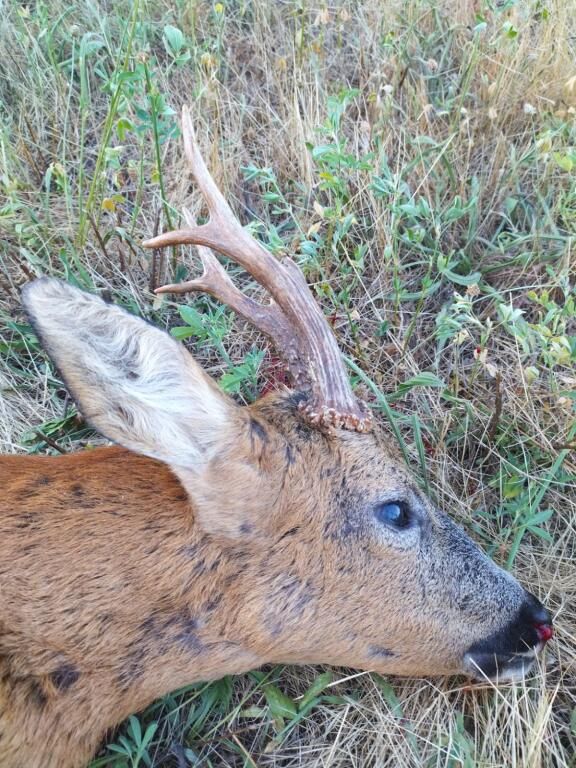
<box><xmin>1</xmin><ymin>0</ymin><xmax>575</xmax><ymax>765</ymax></box>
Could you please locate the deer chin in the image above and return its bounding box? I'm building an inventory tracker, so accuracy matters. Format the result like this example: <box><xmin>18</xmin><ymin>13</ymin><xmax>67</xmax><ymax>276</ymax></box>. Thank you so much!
<box><xmin>463</xmin><ymin>645</ymin><xmax>543</xmax><ymax>683</ymax></box>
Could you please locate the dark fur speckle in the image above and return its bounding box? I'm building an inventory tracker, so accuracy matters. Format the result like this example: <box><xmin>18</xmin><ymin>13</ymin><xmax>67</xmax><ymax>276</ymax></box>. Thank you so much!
<box><xmin>284</xmin><ymin>444</ymin><xmax>296</xmax><ymax>466</ymax></box>
<box><xmin>29</xmin><ymin>681</ymin><xmax>47</xmax><ymax>709</ymax></box>
<box><xmin>250</xmin><ymin>419</ymin><xmax>268</xmax><ymax>447</ymax></box>
<box><xmin>117</xmin><ymin>653</ymin><xmax>145</xmax><ymax>691</ymax></box>
<box><xmin>51</xmin><ymin>664</ymin><xmax>80</xmax><ymax>692</ymax></box>
<box><xmin>178</xmin><ymin>543</ymin><xmax>199</xmax><ymax>559</ymax></box>
<box><xmin>369</xmin><ymin>645</ymin><xmax>395</xmax><ymax>658</ymax></box>
<box><xmin>204</xmin><ymin>593</ymin><xmax>223</xmax><ymax>612</ymax></box>
<box><xmin>175</xmin><ymin>613</ymin><xmax>204</xmax><ymax>654</ymax></box>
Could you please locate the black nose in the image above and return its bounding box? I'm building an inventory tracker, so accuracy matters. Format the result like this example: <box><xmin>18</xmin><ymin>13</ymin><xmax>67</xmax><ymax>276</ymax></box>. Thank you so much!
<box><xmin>525</xmin><ymin>593</ymin><xmax>552</xmax><ymax>624</ymax></box>
<box><xmin>464</xmin><ymin>591</ymin><xmax>553</xmax><ymax>678</ymax></box>
<box><xmin>492</xmin><ymin>591</ymin><xmax>553</xmax><ymax>652</ymax></box>
<box><xmin>522</xmin><ymin>591</ymin><xmax>553</xmax><ymax>643</ymax></box>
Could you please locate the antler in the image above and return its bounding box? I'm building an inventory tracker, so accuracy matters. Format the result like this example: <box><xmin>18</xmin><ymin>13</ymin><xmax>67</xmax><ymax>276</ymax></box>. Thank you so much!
<box><xmin>143</xmin><ymin>105</ymin><xmax>371</xmax><ymax>432</ymax></box>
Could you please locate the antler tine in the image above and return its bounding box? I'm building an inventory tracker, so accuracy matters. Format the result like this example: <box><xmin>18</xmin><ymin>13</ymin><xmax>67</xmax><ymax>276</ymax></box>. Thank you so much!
<box><xmin>143</xmin><ymin>106</ymin><xmax>372</xmax><ymax>432</ymax></box>
<box><xmin>156</xmin><ymin>210</ymin><xmax>292</xmax><ymax>342</ymax></box>
<box><xmin>143</xmin><ymin>106</ymin><xmax>284</xmax><ymax>290</ymax></box>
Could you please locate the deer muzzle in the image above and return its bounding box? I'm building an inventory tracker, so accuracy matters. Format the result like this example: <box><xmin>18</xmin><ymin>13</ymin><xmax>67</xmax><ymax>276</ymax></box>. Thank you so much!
<box><xmin>463</xmin><ymin>591</ymin><xmax>553</xmax><ymax>681</ymax></box>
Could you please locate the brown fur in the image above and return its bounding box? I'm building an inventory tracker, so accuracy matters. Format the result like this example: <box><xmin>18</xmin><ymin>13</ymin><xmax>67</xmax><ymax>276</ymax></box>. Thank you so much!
<box><xmin>0</xmin><ymin>280</ymin><xmax>540</xmax><ymax>767</ymax></box>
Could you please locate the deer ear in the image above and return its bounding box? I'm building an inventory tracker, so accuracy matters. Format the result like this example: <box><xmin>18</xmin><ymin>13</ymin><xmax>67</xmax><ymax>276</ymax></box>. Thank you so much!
<box><xmin>22</xmin><ymin>278</ymin><xmax>241</xmax><ymax>471</ymax></box>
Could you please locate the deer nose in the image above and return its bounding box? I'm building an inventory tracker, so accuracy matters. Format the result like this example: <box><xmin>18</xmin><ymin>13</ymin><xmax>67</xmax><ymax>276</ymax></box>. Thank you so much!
<box><xmin>523</xmin><ymin>592</ymin><xmax>553</xmax><ymax>644</ymax></box>
<box><xmin>463</xmin><ymin>591</ymin><xmax>552</xmax><ymax>680</ymax></box>
<box><xmin>502</xmin><ymin>591</ymin><xmax>553</xmax><ymax>652</ymax></box>
<box><xmin>505</xmin><ymin>592</ymin><xmax>554</xmax><ymax>653</ymax></box>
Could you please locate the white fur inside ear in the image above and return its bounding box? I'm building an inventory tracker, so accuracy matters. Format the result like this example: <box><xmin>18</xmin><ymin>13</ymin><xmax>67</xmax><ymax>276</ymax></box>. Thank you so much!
<box><xmin>22</xmin><ymin>278</ymin><xmax>236</xmax><ymax>468</ymax></box>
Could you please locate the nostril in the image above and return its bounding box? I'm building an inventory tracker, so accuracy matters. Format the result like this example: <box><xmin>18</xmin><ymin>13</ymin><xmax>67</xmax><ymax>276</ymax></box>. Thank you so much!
<box><xmin>534</xmin><ymin>623</ymin><xmax>553</xmax><ymax>643</ymax></box>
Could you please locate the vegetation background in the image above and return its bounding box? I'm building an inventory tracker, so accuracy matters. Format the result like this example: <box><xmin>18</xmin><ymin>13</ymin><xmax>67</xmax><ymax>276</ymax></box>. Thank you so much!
<box><xmin>1</xmin><ymin>0</ymin><xmax>575</xmax><ymax>765</ymax></box>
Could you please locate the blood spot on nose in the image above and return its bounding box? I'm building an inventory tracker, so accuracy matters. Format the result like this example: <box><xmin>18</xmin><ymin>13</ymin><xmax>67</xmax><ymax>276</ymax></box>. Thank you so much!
<box><xmin>534</xmin><ymin>623</ymin><xmax>553</xmax><ymax>643</ymax></box>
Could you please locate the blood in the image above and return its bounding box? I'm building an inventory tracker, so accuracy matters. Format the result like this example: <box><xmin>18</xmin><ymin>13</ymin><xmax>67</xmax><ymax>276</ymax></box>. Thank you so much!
<box><xmin>259</xmin><ymin>353</ymin><xmax>292</xmax><ymax>396</ymax></box>
<box><xmin>534</xmin><ymin>623</ymin><xmax>554</xmax><ymax>643</ymax></box>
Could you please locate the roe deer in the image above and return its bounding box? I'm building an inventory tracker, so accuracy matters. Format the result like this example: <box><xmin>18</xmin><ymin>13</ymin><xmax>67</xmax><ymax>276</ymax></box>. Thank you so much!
<box><xmin>0</xmin><ymin>106</ymin><xmax>553</xmax><ymax>768</ymax></box>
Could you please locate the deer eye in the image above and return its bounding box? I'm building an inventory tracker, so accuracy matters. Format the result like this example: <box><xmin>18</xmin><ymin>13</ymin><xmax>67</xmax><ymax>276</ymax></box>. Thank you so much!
<box><xmin>374</xmin><ymin>501</ymin><xmax>411</xmax><ymax>529</ymax></box>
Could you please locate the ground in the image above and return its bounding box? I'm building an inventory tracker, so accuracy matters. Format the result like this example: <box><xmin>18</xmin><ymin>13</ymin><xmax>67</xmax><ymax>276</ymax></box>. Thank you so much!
<box><xmin>0</xmin><ymin>0</ymin><xmax>575</xmax><ymax>766</ymax></box>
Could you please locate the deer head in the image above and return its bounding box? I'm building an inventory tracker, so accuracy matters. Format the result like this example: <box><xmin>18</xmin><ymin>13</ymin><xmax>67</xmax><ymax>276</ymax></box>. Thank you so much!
<box><xmin>8</xmin><ymin>105</ymin><xmax>553</xmax><ymax>767</ymax></box>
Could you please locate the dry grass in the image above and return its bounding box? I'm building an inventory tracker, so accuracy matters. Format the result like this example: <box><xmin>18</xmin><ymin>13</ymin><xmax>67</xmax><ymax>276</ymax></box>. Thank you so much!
<box><xmin>1</xmin><ymin>0</ymin><xmax>575</xmax><ymax>765</ymax></box>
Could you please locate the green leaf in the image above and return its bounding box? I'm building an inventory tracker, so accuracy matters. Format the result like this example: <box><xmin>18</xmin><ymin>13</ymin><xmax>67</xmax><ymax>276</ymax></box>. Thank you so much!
<box><xmin>503</xmin><ymin>475</ymin><xmax>525</xmax><ymax>499</ymax></box>
<box><xmin>79</xmin><ymin>32</ymin><xmax>105</xmax><ymax>58</ymax></box>
<box><xmin>107</xmin><ymin>743</ymin><xmax>131</xmax><ymax>756</ymax></box>
<box><xmin>116</xmin><ymin>117</ymin><xmax>134</xmax><ymax>141</ymax></box>
<box><xmin>298</xmin><ymin>671</ymin><xmax>333</xmax><ymax>710</ymax></box>
<box><xmin>176</xmin><ymin>305</ymin><xmax>206</xmax><ymax>337</ymax></box>
<box><xmin>388</xmin><ymin>372</ymin><xmax>445</xmax><ymax>401</ymax></box>
<box><xmin>219</xmin><ymin>350</ymin><xmax>264</xmax><ymax>395</ymax></box>
<box><xmin>443</xmin><ymin>196</ymin><xmax>477</xmax><ymax>223</ymax></box>
<box><xmin>220</xmin><ymin>367</ymin><xmax>249</xmax><ymax>393</ymax></box>
<box><xmin>397</xmin><ymin>202</ymin><xmax>421</xmax><ymax>217</ymax></box>
<box><xmin>526</xmin><ymin>508</ymin><xmax>554</xmax><ymax>526</ymax></box>
<box><xmin>127</xmin><ymin>715</ymin><xmax>142</xmax><ymax>745</ymax></box>
<box><xmin>262</xmin><ymin>682</ymin><xmax>297</xmax><ymax>729</ymax></box>
<box><xmin>441</xmin><ymin>267</ymin><xmax>483</xmax><ymax>286</ymax></box>
<box><xmin>372</xmin><ymin>675</ymin><xmax>403</xmax><ymax>718</ymax></box>
<box><xmin>239</xmin><ymin>706</ymin><xmax>267</xmax><ymax>718</ymax></box>
<box><xmin>163</xmin><ymin>25</ymin><xmax>185</xmax><ymax>56</ymax></box>
<box><xmin>526</xmin><ymin>525</ymin><xmax>553</xmax><ymax>542</ymax></box>
<box><xmin>552</xmin><ymin>152</ymin><xmax>574</xmax><ymax>172</ymax></box>
<box><xmin>141</xmin><ymin>721</ymin><xmax>158</xmax><ymax>748</ymax></box>
<box><xmin>170</xmin><ymin>326</ymin><xmax>199</xmax><ymax>341</ymax></box>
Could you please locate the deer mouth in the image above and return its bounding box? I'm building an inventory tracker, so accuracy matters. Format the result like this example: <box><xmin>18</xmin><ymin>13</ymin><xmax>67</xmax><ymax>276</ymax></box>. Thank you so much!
<box><xmin>463</xmin><ymin>645</ymin><xmax>543</xmax><ymax>682</ymax></box>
